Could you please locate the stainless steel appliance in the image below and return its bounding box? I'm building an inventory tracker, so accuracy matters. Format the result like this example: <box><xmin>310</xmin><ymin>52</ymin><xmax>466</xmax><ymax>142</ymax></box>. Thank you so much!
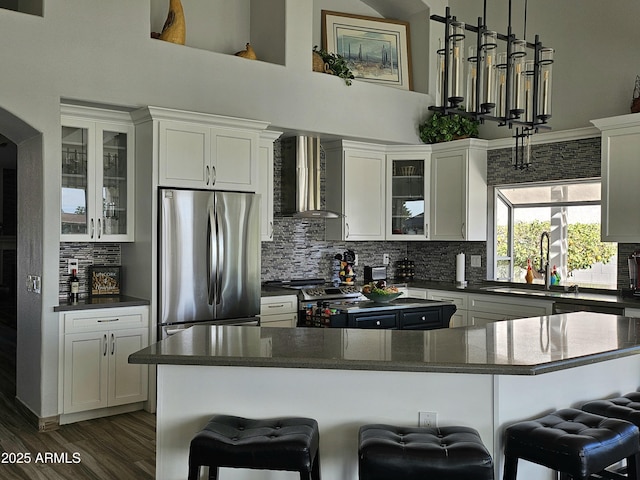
<box><xmin>629</xmin><ymin>251</ymin><xmax>640</xmax><ymax>295</ymax></box>
<box><xmin>158</xmin><ymin>188</ymin><xmax>261</xmax><ymax>338</ymax></box>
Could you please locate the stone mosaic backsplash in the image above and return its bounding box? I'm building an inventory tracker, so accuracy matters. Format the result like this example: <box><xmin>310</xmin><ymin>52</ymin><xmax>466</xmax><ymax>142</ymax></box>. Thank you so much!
<box><xmin>59</xmin><ymin>243</ymin><xmax>120</xmax><ymax>300</ymax></box>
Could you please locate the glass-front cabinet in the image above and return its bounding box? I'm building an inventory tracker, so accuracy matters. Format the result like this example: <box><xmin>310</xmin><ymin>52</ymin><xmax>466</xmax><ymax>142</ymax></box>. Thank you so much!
<box><xmin>386</xmin><ymin>151</ymin><xmax>430</xmax><ymax>240</ymax></box>
<box><xmin>61</xmin><ymin>106</ymin><xmax>134</xmax><ymax>242</ymax></box>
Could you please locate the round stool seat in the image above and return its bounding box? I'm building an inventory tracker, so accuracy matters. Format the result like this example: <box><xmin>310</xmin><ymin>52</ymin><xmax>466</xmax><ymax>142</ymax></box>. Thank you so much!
<box><xmin>188</xmin><ymin>414</ymin><xmax>320</xmax><ymax>480</ymax></box>
<box><xmin>582</xmin><ymin>390</ymin><xmax>640</xmax><ymax>426</ymax></box>
<box><xmin>358</xmin><ymin>424</ymin><xmax>493</xmax><ymax>480</ymax></box>
<box><xmin>503</xmin><ymin>408</ymin><xmax>639</xmax><ymax>480</ymax></box>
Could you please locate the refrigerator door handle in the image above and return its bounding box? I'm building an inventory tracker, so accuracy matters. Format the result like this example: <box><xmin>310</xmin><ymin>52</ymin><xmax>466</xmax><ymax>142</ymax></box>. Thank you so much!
<box><xmin>214</xmin><ymin>208</ymin><xmax>223</xmax><ymax>304</ymax></box>
<box><xmin>207</xmin><ymin>207</ymin><xmax>216</xmax><ymax>305</ymax></box>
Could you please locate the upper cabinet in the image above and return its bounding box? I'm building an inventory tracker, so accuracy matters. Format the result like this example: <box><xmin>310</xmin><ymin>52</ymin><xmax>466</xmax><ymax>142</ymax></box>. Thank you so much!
<box><xmin>156</xmin><ymin>109</ymin><xmax>267</xmax><ymax>192</ymax></box>
<box><xmin>386</xmin><ymin>147</ymin><xmax>430</xmax><ymax>241</ymax></box>
<box><xmin>429</xmin><ymin>139</ymin><xmax>488</xmax><ymax>242</ymax></box>
<box><xmin>258</xmin><ymin>130</ymin><xmax>282</xmax><ymax>241</ymax></box>
<box><xmin>61</xmin><ymin>105</ymin><xmax>135</xmax><ymax>242</ymax></box>
<box><xmin>592</xmin><ymin>114</ymin><xmax>640</xmax><ymax>242</ymax></box>
<box><xmin>325</xmin><ymin>141</ymin><xmax>387</xmax><ymax>241</ymax></box>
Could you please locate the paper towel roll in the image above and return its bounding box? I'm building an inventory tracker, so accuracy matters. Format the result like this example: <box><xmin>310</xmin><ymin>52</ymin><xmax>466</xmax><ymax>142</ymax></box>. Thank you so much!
<box><xmin>456</xmin><ymin>253</ymin><xmax>465</xmax><ymax>284</ymax></box>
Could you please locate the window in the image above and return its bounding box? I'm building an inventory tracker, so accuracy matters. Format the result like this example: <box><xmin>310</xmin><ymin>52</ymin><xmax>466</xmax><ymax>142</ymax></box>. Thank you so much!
<box><xmin>494</xmin><ymin>179</ymin><xmax>617</xmax><ymax>289</ymax></box>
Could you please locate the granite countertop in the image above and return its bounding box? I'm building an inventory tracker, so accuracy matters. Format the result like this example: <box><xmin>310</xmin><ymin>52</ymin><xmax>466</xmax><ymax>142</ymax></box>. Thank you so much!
<box><xmin>405</xmin><ymin>280</ymin><xmax>640</xmax><ymax>309</ymax></box>
<box><xmin>129</xmin><ymin>312</ymin><xmax>640</xmax><ymax>375</ymax></box>
<box><xmin>54</xmin><ymin>295</ymin><xmax>150</xmax><ymax>312</ymax></box>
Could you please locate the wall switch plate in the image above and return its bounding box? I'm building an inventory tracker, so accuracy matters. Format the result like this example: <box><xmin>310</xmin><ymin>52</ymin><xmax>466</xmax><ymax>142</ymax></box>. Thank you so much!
<box><xmin>471</xmin><ymin>255</ymin><xmax>482</xmax><ymax>268</ymax></box>
<box><xmin>418</xmin><ymin>411</ymin><xmax>437</xmax><ymax>428</ymax></box>
<box><xmin>67</xmin><ymin>258</ymin><xmax>78</xmax><ymax>274</ymax></box>
<box><xmin>354</xmin><ymin>254</ymin><xmax>359</xmax><ymax>266</ymax></box>
<box><xmin>383</xmin><ymin>253</ymin><xmax>390</xmax><ymax>265</ymax></box>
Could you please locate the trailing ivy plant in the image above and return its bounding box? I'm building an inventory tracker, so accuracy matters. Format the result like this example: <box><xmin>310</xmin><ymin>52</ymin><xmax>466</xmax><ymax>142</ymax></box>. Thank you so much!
<box><xmin>313</xmin><ymin>46</ymin><xmax>355</xmax><ymax>86</ymax></box>
<box><xmin>419</xmin><ymin>111</ymin><xmax>479</xmax><ymax>144</ymax></box>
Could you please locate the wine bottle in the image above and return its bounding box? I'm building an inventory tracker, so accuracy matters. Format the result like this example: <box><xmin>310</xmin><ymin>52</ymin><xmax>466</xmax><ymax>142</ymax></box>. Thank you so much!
<box><xmin>70</xmin><ymin>268</ymin><xmax>80</xmax><ymax>303</ymax></box>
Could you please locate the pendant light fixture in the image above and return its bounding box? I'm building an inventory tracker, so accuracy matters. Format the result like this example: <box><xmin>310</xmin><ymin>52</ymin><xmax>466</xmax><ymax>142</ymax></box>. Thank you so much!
<box><xmin>430</xmin><ymin>0</ymin><xmax>554</xmax><ymax>169</ymax></box>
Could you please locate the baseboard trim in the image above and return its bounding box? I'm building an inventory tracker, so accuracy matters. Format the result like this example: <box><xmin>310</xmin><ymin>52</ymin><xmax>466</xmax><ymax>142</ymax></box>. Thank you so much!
<box><xmin>14</xmin><ymin>397</ymin><xmax>60</xmax><ymax>432</ymax></box>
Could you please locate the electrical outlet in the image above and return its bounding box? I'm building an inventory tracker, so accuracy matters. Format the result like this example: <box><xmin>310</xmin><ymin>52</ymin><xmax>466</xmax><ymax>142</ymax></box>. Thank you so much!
<box><xmin>471</xmin><ymin>255</ymin><xmax>482</xmax><ymax>268</ymax></box>
<box><xmin>383</xmin><ymin>253</ymin><xmax>390</xmax><ymax>265</ymax></box>
<box><xmin>354</xmin><ymin>254</ymin><xmax>359</xmax><ymax>266</ymax></box>
<box><xmin>419</xmin><ymin>411</ymin><xmax>437</xmax><ymax>428</ymax></box>
<box><xmin>67</xmin><ymin>258</ymin><xmax>78</xmax><ymax>274</ymax></box>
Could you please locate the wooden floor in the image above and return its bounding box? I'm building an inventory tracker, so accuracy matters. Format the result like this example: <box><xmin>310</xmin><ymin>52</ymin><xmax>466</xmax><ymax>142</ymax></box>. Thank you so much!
<box><xmin>0</xmin><ymin>304</ymin><xmax>157</xmax><ymax>480</ymax></box>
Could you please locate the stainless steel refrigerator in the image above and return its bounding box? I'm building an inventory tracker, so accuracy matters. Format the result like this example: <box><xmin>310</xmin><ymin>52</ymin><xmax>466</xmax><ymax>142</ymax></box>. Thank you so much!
<box><xmin>158</xmin><ymin>188</ymin><xmax>261</xmax><ymax>338</ymax></box>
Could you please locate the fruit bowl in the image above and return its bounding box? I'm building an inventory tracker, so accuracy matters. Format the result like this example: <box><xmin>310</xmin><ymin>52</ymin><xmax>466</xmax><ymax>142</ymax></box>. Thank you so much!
<box><xmin>362</xmin><ymin>291</ymin><xmax>403</xmax><ymax>303</ymax></box>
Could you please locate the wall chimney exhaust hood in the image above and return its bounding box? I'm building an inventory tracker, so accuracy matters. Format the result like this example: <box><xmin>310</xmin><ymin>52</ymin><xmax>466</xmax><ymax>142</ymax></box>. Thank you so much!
<box><xmin>281</xmin><ymin>136</ymin><xmax>342</xmax><ymax>218</ymax></box>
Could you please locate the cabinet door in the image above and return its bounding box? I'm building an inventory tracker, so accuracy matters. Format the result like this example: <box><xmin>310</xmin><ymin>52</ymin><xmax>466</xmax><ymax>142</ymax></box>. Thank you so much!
<box><xmin>386</xmin><ymin>154</ymin><xmax>430</xmax><ymax>240</ymax></box>
<box><xmin>431</xmin><ymin>149</ymin><xmax>466</xmax><ymax>240</ymax></box>
<box><xmin>63</xmin><ymin>331</ymin><xmax>109</xmax><ymax>413</ymax></box>
<box><xmin>96</xmin><ymin>122</ymin><xmax>135</xmax><ymax>241</ymax></box>
<box><xmin>601</xmin><ymin>127</ymin><xmax>640</xmax><ymax>241</ymax></box>
<box><xmin>257</xmin><ymin>135</ymin><xmax>277</xmax><ymax>241</ymax></box>
<box><xmin>158</xmin><ymin>120</ymin><xmax>211</xmax><ymax>188</ymax></box>
<box><xmin>350</xmin><ymin>312</ymin><xmax>397</xmax><ymax>329</ymax></box>
<box><xmin>260</xmin><ymin>313</ymin><xmax>297</xmax><ymax>328</ymax></box>
<box><xmin>108</xmin><ymin>328</ymin><xmax>148</xmax><ymax>407</ymax></box>
<box><xmin>343</xmin><ymin>149</ymin><xmax>386</xmax><ymax>241</ymax></box>
<box><xmin>400</xmin><ymin>309</ymin><xmax>443</xmax><ymax>330</ymax></box>
<box><xmin>61</xmin><ymin>120</ymin><xmax>95</xmax><ymax>241</ymax></box>
<box><xmin>211</xmin><ymin>129</ymin><xmax>258</xmax><ymax>192</ymax></box>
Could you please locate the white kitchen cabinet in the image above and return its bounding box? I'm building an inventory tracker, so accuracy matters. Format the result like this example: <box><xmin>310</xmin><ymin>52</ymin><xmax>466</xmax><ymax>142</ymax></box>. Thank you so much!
<box><xmin>427</xmin><ymin>289</ymin><xmax>469</xmax><ymax>327</ymax></box>
<box><xmin>257</xmin><ymin>131</ymin><xmax>282</xmax><ymax>241</ymax></box>
<box><xmin>260</xmin><ymin>295</ymin><xmax>298</xmax><ymax>327</ymax></box>
<box><xmin>592</xmin><ymin>114</ymin><xmax>640</xmax><ymax>241</ymax></box>
<box><xmin>386</xmin><ymin>147</ymin><xmax>430</xmax><ymax>240</ymax></box>
<box><xmin>61</xmin><ymin>105</ymin><xmax>135</xmax><ymax>242</ymax></box>
<box><xmin>429</xmin><ymin>139</ymin><xmax>488</xmax><ymax>241</ymax></box>
<box><xmin>60</xmin><ymin>306</ymin><xmax>149</xmax><ymax>419</ymax></box>
<box><xmin>153</xmin><ymin>107</ymin><xmax>269</xmax><ymax>192</ymax></box>
<box><xmin>467</xmin><ymin>294</ymin><xmax>553</xmax><ymax>326</ymax></box>
<box><xmin>325</xmin><ymin>140</ymin><xmax>387</xmax><ymax>241</ymax></box>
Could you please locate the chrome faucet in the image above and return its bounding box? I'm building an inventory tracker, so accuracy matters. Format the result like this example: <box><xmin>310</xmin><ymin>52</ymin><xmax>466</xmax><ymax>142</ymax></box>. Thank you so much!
<box><xmin>539</xmin><ymin>231</ymin><xmax>550</xmax><ymax>290</ymax></box>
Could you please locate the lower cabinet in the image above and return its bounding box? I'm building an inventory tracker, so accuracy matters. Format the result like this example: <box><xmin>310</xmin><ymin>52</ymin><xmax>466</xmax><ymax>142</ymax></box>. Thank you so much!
<box><xmin>347</xmin><ymin>305</ymin><xmax>454</xmax><ymax>330</ymax></box>
<box><xmin>260</xmin><ymin>295</ymin><xmax>298</xmax><ymax>327</ymax></box>
<box><xmin>60</xmin><ymin>306</ymin><xmax>149</xmax><ymax>419</ymax></box>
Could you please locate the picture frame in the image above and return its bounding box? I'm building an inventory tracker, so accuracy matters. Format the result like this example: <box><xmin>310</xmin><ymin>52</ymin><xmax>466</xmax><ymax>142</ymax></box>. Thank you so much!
<box><xmin>322</xmin><ymin>10</ymin><xmax>413</xmax><ymax>91</ymax></box>
<box><xmin>89</xmin><ymin>265</ymin><xmax>121</xmax><ymax>297</ymax></box>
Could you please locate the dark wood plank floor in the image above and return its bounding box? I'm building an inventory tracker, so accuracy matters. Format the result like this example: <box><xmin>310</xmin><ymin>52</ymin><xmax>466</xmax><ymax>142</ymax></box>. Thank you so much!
<box><xmin>0</xmin><ymin>311</ymin><xmax>156</xmax><ymax>480</ymax></box>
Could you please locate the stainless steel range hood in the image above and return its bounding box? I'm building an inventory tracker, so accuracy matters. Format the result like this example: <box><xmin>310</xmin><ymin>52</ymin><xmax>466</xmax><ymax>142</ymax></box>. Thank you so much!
<box><xmin>281</xmin><ymin>136</ymin><xmax>342</xmax><ymax>218</ymax></box>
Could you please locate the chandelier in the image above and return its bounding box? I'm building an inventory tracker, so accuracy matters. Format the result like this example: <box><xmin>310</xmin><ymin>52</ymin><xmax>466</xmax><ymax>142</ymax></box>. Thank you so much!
<box><xmin>429</xmin><ymin>0</ymin><xmax>554</xmax><ymax>169</ymax></box>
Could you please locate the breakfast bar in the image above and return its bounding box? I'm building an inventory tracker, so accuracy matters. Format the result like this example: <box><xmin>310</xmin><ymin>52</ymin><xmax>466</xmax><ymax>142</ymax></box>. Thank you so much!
<box><xmin>130</xmin><ymin>312</ymin><xmax>640</xmax><ymax>480</ymax></box>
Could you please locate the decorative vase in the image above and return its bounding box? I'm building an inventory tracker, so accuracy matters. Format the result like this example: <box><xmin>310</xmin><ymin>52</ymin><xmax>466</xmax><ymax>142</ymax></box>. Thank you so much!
<box><xmin>156</xmin><ymin>0</ymin><xmax>186</xmax><ymax>45</ymax></box>
<box><xmin>235</xmin><ymin>43</ymin><xmax>257</xmax><ymax>60</ymax></box>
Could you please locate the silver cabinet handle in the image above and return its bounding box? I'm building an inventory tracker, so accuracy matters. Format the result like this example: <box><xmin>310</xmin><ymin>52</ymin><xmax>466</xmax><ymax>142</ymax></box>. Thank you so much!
<box><xmin>97</xmin><ymin>318</ymin><xmax>119</xmax><ymax>323</ymax></box>
<box><xmin>267</xmin><ymin>304</ymin><xmax>285</xmax><ymax>309</ymax></box>
<box><xmin>461</xmin><ymin>222</ymin><xmax>466</xmax><ymax>239</ymax></box>
<box><xmin>345</xmin><ymin>222</ymin><xmax>350</xmax><ymax>239</ymax></box>
<box><xmin>211</xmin><ymin>165</ymin><xmax>217</xmax><ymax>186</ymax></box>
<box><xmin>425</xmin><ymin>223</ymin><xmax>429</xmax><ymax>239</ymax></box>
<box><xmin>376</xmin><ymin>320</ymin><xmax>381</xmax><ymax>326</ymax></box>
<box><xmin>269</xmin><ymin>221</ymin><xmax>273</xmax><ymax>239</ymax></box>
<box><xmin>103</xmin><ymin>334</ymin><xmax>107</xmax><ymax>356</ymax></box>
<box><xmin>97</xmin><ymin>218</ymin><xmax>102</xmax><ymax>239</ymax></box>
<box><xmin>205</xmin><ymin>165</ymin><xmax>210</xmax><ymax>185</ymax></box>
<box><xmin>110</xmin><ymin>333</ymin><xmax>115</xmax><ymax>355</ymax></box>
<box><xmin>90</xmin><ymin>218</ymin><xmax>95</xmax><ymax>239</ymax></box>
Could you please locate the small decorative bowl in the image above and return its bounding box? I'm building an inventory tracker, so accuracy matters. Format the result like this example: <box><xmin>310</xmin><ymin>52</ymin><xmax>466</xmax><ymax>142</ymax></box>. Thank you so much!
<box><xmin>362</xmin><ymin>292</ymin><xmax>403</xmax><ymax>303</ymax></box>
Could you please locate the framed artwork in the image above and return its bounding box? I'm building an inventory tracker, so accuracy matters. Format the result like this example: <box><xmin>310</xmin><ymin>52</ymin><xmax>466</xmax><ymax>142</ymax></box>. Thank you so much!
<box><xmin>89</xmin><ymin>266</ymin><xmax>121</xmax><ymax>297</ymax></box>
<box><xmin>322</xmin><ymin>10</ymin><xmax>413</xmax><ymax>90</ymax></box>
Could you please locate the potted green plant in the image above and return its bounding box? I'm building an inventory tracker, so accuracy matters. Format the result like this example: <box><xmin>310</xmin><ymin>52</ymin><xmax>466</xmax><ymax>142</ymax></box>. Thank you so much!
<box><xmin>312</xmin><ymin>46</ymin><xmax>355</xmax><ymax>86</ymax></box>
<box><xmin>419</xmin><ymin>111</ymin><xmax>479</xmax><ymax>144</ymax></box>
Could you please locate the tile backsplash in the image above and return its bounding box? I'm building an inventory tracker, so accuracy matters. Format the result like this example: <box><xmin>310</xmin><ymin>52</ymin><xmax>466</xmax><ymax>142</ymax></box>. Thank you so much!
<box><xmin>59</xmin><ymin>243</ymin><xmax>120</xmax><ymax>300</ymax></box>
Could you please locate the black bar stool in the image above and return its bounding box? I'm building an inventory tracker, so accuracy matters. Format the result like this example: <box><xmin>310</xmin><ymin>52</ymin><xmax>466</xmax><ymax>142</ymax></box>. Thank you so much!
<box><xmin>188</xmin><ymin>414</ymin><xmax>321</xmax><ymax>480</ymax></box>
<box><xmin>503</xmin><ymin>408</ymin><xmax>640</xmax><ymax>480</ymax></box>
<box><xmin>582</xmin><ymin>390</ymin><xmax>640</xmax><ymax>428</ymax></box>
<box><xmin>358</xmin><ymin>424</ymin><xmax>494</xmax><ymax>480</ymax></box>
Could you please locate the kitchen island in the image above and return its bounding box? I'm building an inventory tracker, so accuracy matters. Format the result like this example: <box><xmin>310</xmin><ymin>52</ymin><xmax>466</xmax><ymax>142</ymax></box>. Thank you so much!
<box><xmin>130</xmin><ymin>312</ymin><xmax>640</xmax><ymax>480</ymax></box>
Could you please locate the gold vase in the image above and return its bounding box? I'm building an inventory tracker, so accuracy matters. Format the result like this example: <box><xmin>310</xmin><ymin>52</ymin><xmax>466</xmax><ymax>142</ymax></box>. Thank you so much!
<box><xmin>158</xmin><ymin>0</ymin><xmax>186</xmax><ymax>45</ymax></box>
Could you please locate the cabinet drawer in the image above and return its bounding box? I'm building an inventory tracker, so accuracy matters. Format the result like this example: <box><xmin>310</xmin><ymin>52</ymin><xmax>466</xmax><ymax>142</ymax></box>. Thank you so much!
<box><xmin>260</xmin><ymin>313</ymin><xmax>297</xmax><ymax>328</ymax></box>
<box><xmin>63</xmin><ymin>307</ymin><xmax>149</xmax><ymax>334</ymax></box>
<box><xmin>427</xmin><ymin>290</ymin><xmax>468</xmax><ymax>310</ymax></box>
<box><xmin>468</xmin><ymin>294</ymin><xmax>552</xmax><ymax>318</ymax></box>
<box><xmin>400</xmin><ymin>310</ymin><xmax>442</xmax><ymax>330</ymax></box>
<box><xmin>260</xmin><ymin>295</ymin><xmax>297</xmax><ymax>315</ymax></box>
<box><xmin>350</xmin><ymin>312</ymin><xmax>398</xmax><ymax>329</ymax></box>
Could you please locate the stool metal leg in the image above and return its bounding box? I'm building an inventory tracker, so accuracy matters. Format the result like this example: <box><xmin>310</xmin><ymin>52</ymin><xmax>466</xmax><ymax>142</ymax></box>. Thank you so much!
<box><xmin>628</xmin><ymin>454</ymin><xmax>640</xmax><ymax>480</ymax></box>
<box><xmin>503</xmin><ymin>455</ymin><xmax>518</xmax><ymax>480</ymax></box>
<box><xmin>188</xmin><ymin>463</ymin><xmax>199</xmax><ymax>480</ymax></box>
<box><xmin>311</xmin><ymin>450</ymin><xmax>321</xmax><ymax>480</ymax></box>
<box><xmin>208</xmin><ymin>465</ymin><xmax>219</xmax><ymax>480</ymax></box>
